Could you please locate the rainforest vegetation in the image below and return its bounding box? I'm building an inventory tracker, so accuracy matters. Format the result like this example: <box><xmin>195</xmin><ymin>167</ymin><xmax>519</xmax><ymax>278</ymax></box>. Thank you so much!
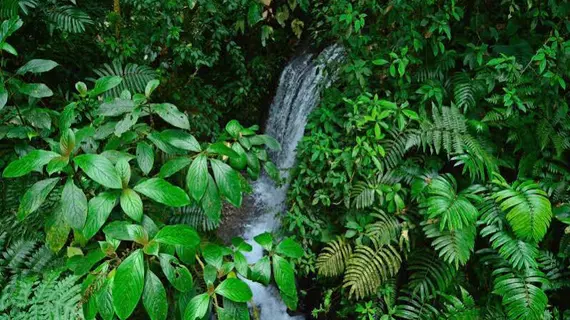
<box><xmin>0</xmin><ymin>0</ymin><xmax>569</xmax><ymax>319</ymax></box>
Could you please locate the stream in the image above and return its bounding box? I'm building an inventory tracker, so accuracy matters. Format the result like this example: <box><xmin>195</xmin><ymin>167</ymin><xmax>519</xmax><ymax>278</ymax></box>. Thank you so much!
<box><xmin>239</xmin><ymin>45</ymin><xmax>344</xmax><ymax>319</ymax></box>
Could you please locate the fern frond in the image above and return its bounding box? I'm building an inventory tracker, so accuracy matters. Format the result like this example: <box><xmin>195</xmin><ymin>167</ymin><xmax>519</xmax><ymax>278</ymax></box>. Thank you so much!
<box><xmin>439</xmin><ymin>287</ymin><xmax>480</xmax><ymax>320</ymax></box>
<box><xmin>422</xmin><ymin>174</ymin><xmax>482</xmax><ymax>231</ymax></box>
<box><xmin>0</xmin><ymin>269</ymin><xmax>82</xmax><ymax>319</ymax></box>
<box><xmin>45</xmin><ymin>5</ymin><xmax>93</xmax><ymax>34</ymax></box>
<box><xmin>394</xmin><ymin>291</ymin><xmax>440</xmax><ymax>320</ymax></box>
<box><xmin>93</xmin><ymin>61</ymin><xmax>157</xmax><ymax>97</ymax></box>
<box><xmin>0</xmin><ymin>0</ymin><xmax>37</xmax><ymax>19</ymax></box>
<box><xmin>492</xmin><ymin>265</ymin><xmax>548</xmax><ymax>320</ymax></box>
<box><xmin>169</xmin><ymin>205</ymin><xmax>219</xmax><ymax>232</ymax></box>
<box><xmin>365</xmin><ymin>210</ymin><xmax>401</xmax><ymax>245</ymax></box>
<box><xmin>406</xmin><ymin>249</ymin><xmax>457</xmax><ymax>300</ymax></box>
<box><xmin>343</xmin><ymin>240</ymin><xmax>401</xmax><ymax>299</ymax></box>
<box><xmin>316</xmin><ymin>237</ymin><xmax>352</xmax><ymax>277</ymax></box>
<box><xmin>451</xmin><ymin>73</ymin><xmax>477</xmax><ymax>112</ymax></box>
<box><xmin>537</xmin><ymin>250</ymin><xmax>570</xmax><ymax>291</ymax></box>
<box><xmin>422</xmin><ymin>222</ymin><xmax>476</xmax><ymax>268</ymax></box>
<box><xmin>493</xmin><ymin>179</ymin><xmax>552</xmax><ymax>243</ymax></box>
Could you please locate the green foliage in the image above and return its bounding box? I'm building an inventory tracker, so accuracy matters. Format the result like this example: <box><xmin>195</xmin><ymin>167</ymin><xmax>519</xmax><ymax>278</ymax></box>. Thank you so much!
<box><xmin>287</xmin><ymin>0</ymin><xmax>570</xmax><ymax>318</ymax></box>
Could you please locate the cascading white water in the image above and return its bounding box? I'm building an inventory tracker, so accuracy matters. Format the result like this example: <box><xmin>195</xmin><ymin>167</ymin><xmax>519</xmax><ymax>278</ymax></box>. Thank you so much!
<box><xmin>241</xmin><ymin>45</ymin><xmax>344</xmax><ymax>319</ymax></box>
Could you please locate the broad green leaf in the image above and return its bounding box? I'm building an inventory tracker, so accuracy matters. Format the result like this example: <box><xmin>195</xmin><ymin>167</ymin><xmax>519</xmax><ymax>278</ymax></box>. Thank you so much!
<box><xmin>45</xmin><ymin>204</ymin><xmax>70</xmax><ymax>252</ymax></box>
<box><xmin>203</xmin><ymin>244</ymin><xmax>224</xmax><ymax>268</ymax></box>
<box><xmin>144</xmin><ymin>240</ymin><xmax>160</xmax><ymax>256</ymax></box>
<box><xmin>207</xmin><ymin>142</ymin><xmax>239</xmax><ymax>158</ymax></box>
<box><xmin>184</xmin><ymin>293</ymin><xmax>210</xmax><ymax>320</ymax></box>
<box><xmin>112</xmin><ymin>249</ymin><xmax>144</xmax><ymax>319</ymax></box>
<box><xmin>134</xmin><ymin>178</ymin><xmax>190</xmax><ymax>207</ymax></box>
<box><xmin>136</xmin><ymin>142</ymin><xmax>154</xmax><ymax>175</ymax></box>
<box><xmin>233</xmin><ymin>251</ymin><xmax>248</xmax><ymax>276</ymax></box>
<box><xmin>104</xmin><ymin>221</ymin><xmax>148</xmax><ymax>244</ymax></box>
<box><xmin>159</xmin><ymin>157</ymin><xmax>192</xmax><ymax>178</ymax></box>
<box><xmin>210</xmin><ymin>159</ymin><xmax>242</xmax><ymax>207</ymax></box>
<box><xmin>74</xmin><ymin>154</ymin><xmax>122</xmax><ymax>189</ymax></box>
<box><xmin>203</xmin><ymin>264</ymin><xmax>218</xmax><ymax>285</ymax></box>
<box><xmin>159</xmin><ymin>254</ymin><xmax>193</xmax><ymax>292</ymax></box>
<box><xmin>98</xmin><ymin>99</ymin><xmax>135</xmax><ymax>116</ymax></box>
<box><xmin>153</xmin><ymin>103</ymin><xmax>190</xmax><ymax>129</ymax></box>
<box><xmin>81</xmin><ymin>191</ymin><xmax>118</xmax><ymax>240</ymax></box>
<box><xmin>273</xmin><ymin>254</ymin><xmax>298</xmax><ymax>309</ymax></box>
<box><xmin>114</xmin><ymin>112</ymin><xmax>140</xmax><ymax>137</ymax></box>
<box><xmin>200</xmin><ymin>174</ymin><xmax>222</xmax><ymax>222</ymax></box>
<box><xmin>143</xmin><ymin>270</ymin><xmax>168</xmax><ymax>320</ymax></box>
<box><xmin>253</xmin><ymin>232</ymin><xmax>273</xmax><ymax>251</ymax></box>
<box><xmin>120</xmin><ymin>188</ymin><xmax>143</xmax><ymax>222</ymax></box>
<box><xmin>215</xmin><ymin>278</ymin><xmax>252</xmax><ymax>302</ymax></box>
<box><xmin>145</xmin><ymin>80</ymin><xmax>160</xmax><ymax>97</ymax></box>
<box><xmin>264</xmin><ymin>162</ymin><xmax>279</xmax><ymax>181</ymax></box>
<box><xmin>229</xmin><ymin>143</ymin><xmax>248</xmax><ymax>170</ymax></box>
<box><xmin>62</xmin><ymin>178</ymin><xmax>88</xmax><ymax>229</ymax></box>
<box><xmin>16</xmin><ymin>59</ymin><xmax>58</xmax><ymax>75</ymax></box>
<box><xmin>276</xmin><ymin>238</ymin><xmax>304</xmax><ymax>259</ymax></box>
<box><xmin>249</xmin><ymin>256</ymin><xmax>271</xmax><ymax>285</ymax></box>
<box><xmin>0</xmin><ymin>85</ymin><xmax>7</xmax><ymax>110</ymax></box>
<box><xmin>91</xmin><ymin>76</ymin><xmax>122</xmax><ymax>97</ymax></box>
<box><xmin>177</xmin><ymin>245</ymin><xmax>197</xmax><ymax>265</ymax></box>
<box><xmin>232</xmin><ymin>237</ymin><xmax>253</xmax><ymax>252</ymax></box>
<box><xmin>161</xmin><ymin>129</ymin><xmax>201</xmax><ymax>152</ymax></box>
<box><xmin>3</xmin><ymin>150</ymin><xmax>59</xmax><ymax>178</ymax></box>
<box><xmin>147</xmin><ymin>132</ymin><xmax>186</xmax><ymax>155</ymax></box>
<box><xmin>60</xmin><ymin>129</ymin><xmax>76</xmax><ymax>156</ymax></box>
<box><xmin>47</xmin><ymin>156</ymin><xmax>69</xmax><ymax>175</ymax></box>
<box><xmin>18</xmin><ymin>178</ymin><xmax>59</xmax><ymax>220</ymax></box>
<box><xmin>1</xmin><ymin>42</ymin><xmax>17</xmax><ymax>56</ymax></box>
<box><xmin>75</xmin><ymin>82</ymin><xmax>88</xmax><ymax>95</ymax></box>
<box><xmin>258</xmin><ymin>134</ymin><xmax>281</xmax><ymax>150</ymax></box>
<box><xmin>217</xmin><ymin>299</ymin><xmax>249</xmax><ymax>320</ymax></box>
<box><xmin>154</xmin><ymin>225</ymin><xmax>200</xmax><ymax>248</ymax></box>
<box><xmin>67</xmin><ymin>250</ymin><xmax>106</xmax><ymax>276</ymax></box>
<box><xmin>225</xmin><ymin>120</ymin><xmax>242</xmax><ymax>137</ymax></box>
<box><xmin>247</xmin><ymin>3</ymin><xmax>262</xmax><ymax>26</ymax></box>
<box><xmin>116</xmin><ymin>158</ymin><xmax>131</xmax><ymax>187</ymax></box>
<box><xmin>97</xmin><ymin>273</ymin><xmax>115</xmax><ymax>320</ymax></box>
<box><xmin>19</xmin><ymin>83</ymin><xmax>53</xmax><ymax>98</ymax></box>
<box><xmin>187</xmin><ymin>154</ymin><xmax>208</xmax><ymax>202</ymax></box>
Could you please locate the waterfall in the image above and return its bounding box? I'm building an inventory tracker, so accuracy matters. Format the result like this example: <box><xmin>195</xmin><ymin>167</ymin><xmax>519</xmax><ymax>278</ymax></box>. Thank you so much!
<box><xmin>240</xmin><ymin>45</ymin><xmax>344</xmax><ymax>319</ymax></box>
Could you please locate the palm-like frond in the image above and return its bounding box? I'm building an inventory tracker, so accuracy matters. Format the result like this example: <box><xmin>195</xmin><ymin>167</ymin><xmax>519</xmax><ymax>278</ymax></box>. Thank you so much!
<box><xmin>439</xmin><ymin>287</ymin><xmax>480</xmax><ymax>320</ymax></box>
<box><xmin>492</xmin><ymin>265</ymin><xmax>548</xmax><ymax>320</ymax></box>
<box><xmin>343</xmin><ymin>240</ymin><xmax>401</xmax><ymax>299</ymax></box>
<box><xmin>422</xmin><ymin>222</ymin><xmax>476</xmax><ymax>268</ymax></box>
<box><xmin>45</xmin><ymin>5</ymin><xmax>93</xmax><ymax>34</ymax></box>
<box><xmin>365</xmin><ymin>210</ymin><xmax>401</xmax><ymax>245</ymax></box>
<box><xmin>169</xmin><ymin>205</ymin><xmax>219</xmax><ymax>232</ymax></box>
<box><xmin>316</xmin><ymin>237</ymin><xmax>352</xmax><ymax>277</ymax></box>
<box><xmin>93</xmin><ymin>60</ymin><xmax>157</xmax><ymax>97</ymax></box>
<box><xmin>406</xmin><ymin>249</ymin><xmax>457</xmax><ymax>300</ymax></box>
<box><xmin>422</xmin><ymin>174</ymin><xmax>482</xmax><ymax>231</ymax></box>
<box><xmin>493</xmin><ymin>179</ymin><xmax>552</xmax><ymax>243</ymax></box>
<box><xmin>394</xmin><ymin>291</ymin><xmax>440</xmax><ymax>320</ymax></box>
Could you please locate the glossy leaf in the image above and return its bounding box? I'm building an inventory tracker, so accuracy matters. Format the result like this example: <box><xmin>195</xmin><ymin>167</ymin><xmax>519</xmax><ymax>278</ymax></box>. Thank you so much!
<box><xmin>187</xmin><ymin>154</ymin><xmax>208</xmax><ymax>202</ymax></box>
<box><xmin>3</xmin><ymin>150</ymin><xmax>59</xmax><ymax>178</ymax></box>
<box><xmin>143</xmin><ymin>270</ymin><xmax>168</xmax><ymax>320</ymax></box>
<box><xmin>153</xmin><ymin>225</ymin><xmax>200</xmax><ymax>248</ymax></box>
<box><xmin>136</xmin><ymin>142</ymin><xmax>154</xmax><ymax>175</ymax></box>
<box><xmin>210</xmin><ymin>159</ymin><xmax>242</xmax><ymax>207</ymax></box>
<box><xmin>74</xmin><ymin>154</ymin><xmax>122</xmax><ymax>189</ymax></box>
<box><xmin>17</xmin><ymin>178</ymin><xmax>59</xmax><ymax>220</ymax></box>
<box><xmin>62</xmin><ymin>178</ymin><xmax>88</xmax><ymax>229</ymax></box>
<box><xmin>120</xmin><ymin>188</ymin><xmax>143</xmax><ymax>222</ymax></box>
<box><xmin>134</xmin><ymin>178</ymin><xmax>190</xmax><ymax>207</ymax></box>
<box><xmin>112</xmin><ymin>249</ymin><xmax>144</xmax><ymax>319</ymax></box>
<box><xmin>215</xmin><ymin>278</ymin><xmax>253</xmax><ymax>302</ymax></box>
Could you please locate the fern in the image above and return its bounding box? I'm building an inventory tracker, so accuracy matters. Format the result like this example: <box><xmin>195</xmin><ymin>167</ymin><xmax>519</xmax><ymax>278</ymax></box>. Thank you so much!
<box><xmin>316</xmin><ymin>237</ymin><xmax>352</xmax><ymax>277</ymax></box>
<box><xmin>342</xmin><ymin>240</ymin><xmax>401</xmax><ymax>299</ymax></box>
<box><xmin>422</xmin><ymin>174</ymin><xmax>483</xmax><ymax>231</ymax></box>
<box><xmin>492</xmin><ymin>265</ymin><xmax>548</xmax><ymax>320</ymax></box>
<box><xmin>422</xmin><ymin>222</ymin><xmax>476</xmax><ymax>268</ymax></box>
<box><xmin>439</xmin><ymin>287</ymin><xmax>480</xmax><ymax>320</ymax></box>
<box><xmin>451</xmin><ymin>73</ymin><xmax>479</xmax><ymax>112</ymax></box>
<box><xmin>537</xmin><ymin>250</ymin><xmax>570</xmax><ymax>291</ymax></box>
<box><xmin>406</xmin><ymin>249</ymin><xmax>457</xmax><ymax>300</ymax></box>
<box><xmin>493</xmin><ymin>178</ymin><xmax>552</xmax><ymax>243</ymax></box>
<box><xmin>169</xmin><ymin>205</ymin><xmax>220</xmax><ymax>232</ymax></box>
<box><xmin>92</xmin><ymin>61</ymin><xmax>157</xmax><ymax>97</ymax></box>
<box><xmin>45</xmin><ymin>5</ymin><xmax>92</xmax><ymax>34</ymax></box>
<box><xmin>0</xmin><ymin>269</ymin><xmax>82</xmax><ymax>319</ymax></box>
<box><xmin>364</xmin><ymin>209</ymin><xmax>401</xmax><ymax>245</ymax></box>
<box><xmin>394</xmin><ymin>291</ymin><xmax>440</xmax><ymax>320</ymax></box>
<box><xmin>0</xmin><ymin>0</ymin><xmax>37</xmax><ymax>19</ymax></box>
